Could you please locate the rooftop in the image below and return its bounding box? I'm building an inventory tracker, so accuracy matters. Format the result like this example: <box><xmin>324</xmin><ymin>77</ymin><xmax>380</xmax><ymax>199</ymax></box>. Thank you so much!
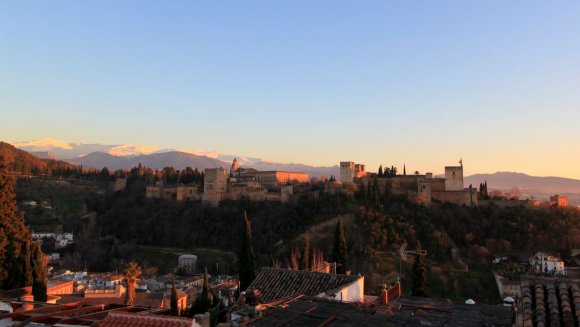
<box><xmin>247</xmin><ymin>267</ymin><xmax>361</xmax><ymax>304</ymax></box>
<box><xmin>96</xmin><ymin>312</ymin><xmax>195</xmax><ymax>327</ymax></box>
<box><xmin>519</xmin><ymin>280</ymin><xmax>580</xmax><ymax>326</ymax></box>
<box><xmin>384</xmin><ymin>296</ymin><xmax>512</xmax><ymax>326</ymax></box>
<box><xmin>240</xmin><ymin>295</ymin><xmax>512</xmax><ymax>327</ymax></box>
<box><xmin>240</xmin><ymin>295</ymin><xmax>386</xmax><ymax>327</ymax></box>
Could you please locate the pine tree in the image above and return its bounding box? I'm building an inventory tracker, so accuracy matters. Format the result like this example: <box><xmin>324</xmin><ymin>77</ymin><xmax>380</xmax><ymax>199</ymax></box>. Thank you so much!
<box><xmin>301</xmin><ymin>237</ymin><xmax>310</xmax><ymax>271</ymax></box>
<box><xmin>411</xmin><ymin>246</ymin><xmax>427</xmax><ymax>297</ymax></box>
<box><xmin>0</xmin><ymin>155</ymin><xmax>33</xmax><ymax>290</ymax></box>
<box><xmin>332</xmin><ymin>219</ymin><xmax>348</xmax><ymax>274</ymax></box>
<box><xmin>31</xmin><ymin>241</ymin><xmax>47</xmax><ymax>302</ymax></box>
<box><xmin>170</xmin><ymin>280</ymin><xmax>179</xmax><ymax>316</ymax></box>
<box><xmin>238</xmin><ymin>211</ymin><xmax>255</xmax><ymax>291</ymax></box>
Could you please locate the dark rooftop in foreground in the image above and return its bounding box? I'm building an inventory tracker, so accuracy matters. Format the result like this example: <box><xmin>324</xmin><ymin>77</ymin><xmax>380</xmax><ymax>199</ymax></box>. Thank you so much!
<box><xmin>247</xmin><ymin>267</ymin><xmax>361</xmax><ymax>303</ymax></box>
<box><xmin>386</xmin><ymin>296</ymin><xmax>513</xmax><ymax>327</ymax></box>
<box><xmin>240</xmin><ymin>295</ymin><xmax>513</xmax><ymax>327</ymax></box>
<box><xmin>240</xmin><ymin>295</ymin><xmax>386</xmax><ymax>327</ymax></box>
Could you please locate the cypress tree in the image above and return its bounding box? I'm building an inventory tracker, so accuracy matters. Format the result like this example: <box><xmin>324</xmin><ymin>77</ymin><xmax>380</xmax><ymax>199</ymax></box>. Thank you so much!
<box><xmin>301</xmin><ymin>237</ymin><xmax>310</xmax><ymax>271</ymax></box>
<box><xmin>238</xmin><ymin>211</ymin><xmax>255</xmax><ymax>291</ymax></box>
<box><xmin>332</xmin><ymin>219</ymin><xmax>348</xmax><ymax>274</ymax></box>
<box><xmin>378</xmin><ymin>165</ymin><xmax>383</xmax><ymax>177</ymax></box>
<box><xmin>189</xmin><ymin>267</ymin><xmax>212</xmax><ymax>315</ymax></box>
<box><xmin>411</xmin><ymin>245</ymin><xmax>427</xmax><ymax>297</ymax></box>
<box><xmin>403</xmin><ymin>164</ymin><xmax>406</xmax><ymax>176</ymax></box>
<box><xmin>31</xmin><ymin>241</ymin><xmax>47</xmax><ymax>302</ymax></box>
<box><xmin>170</xmin><ymin>280</ymin><xmax>179</xmax><ymax>316</ymax></box>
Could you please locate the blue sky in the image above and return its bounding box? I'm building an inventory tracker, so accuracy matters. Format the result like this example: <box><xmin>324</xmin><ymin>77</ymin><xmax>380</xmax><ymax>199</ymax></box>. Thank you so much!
<box><xmin>1</xmin><ymin>1</ymin><xmax>579</xmax><ymax>178</ymax></box>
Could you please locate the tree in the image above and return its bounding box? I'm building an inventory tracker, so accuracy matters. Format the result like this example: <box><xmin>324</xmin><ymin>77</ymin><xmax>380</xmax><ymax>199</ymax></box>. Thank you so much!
<box><xmin>411</xmin><ymin>245</ymin><xmax>427</xmax><ymax>297</ymax></box>
<box><xmin>170</xmin><ymin>280</ymin><xmax>179</xmax><ymax>316</ymax></box>
<box><xmin>100</xmin><ymin>167</ymin><xmax>110</xmax><ymax>181</ymax></box>
<box><xmin>301</xmin><ymin>237</ymin><xmax>310</xmax><ymax>271</ymax></box>
<box><xmin>123</xmin><ymin>261</ymin><xmax>142</xmax><ymax>305</ymax></box>
<box><xmin>238</xmin><ymin>211</ymin><xmax>255</xmax><ymax>290</ymax></box>
<box><xmin>332</xmin><ymin>219</ymin><xmax>348</xmax><ymax>274</ymax></box>
<box><xmin>403</xmin><ymin>164</ymin><xmax>406</xmax><ymax>176</ymax></box>
<box><xmin>289</xmin><ymin>248</ymin><xmax>299</xmax><ymax>270</ymax></box>
<box><xmin>31</xmin><ymin>241</ymin><xmax>47</xmax><ymax>302</ymax></box>
<box><xmin>0</xmin><ymin>155</ymin><xmax>33</xmax><ymax>290</ymax></box>
<box><xmin>190</xmin><ymin>267</ymin><xmax>212</xmax><ymax>315</ymax></box>
<box><xmin>378</xmin><ymin>165</ymin><xmax>383</xmax><ymax>177</ymax></box>
<box><xmin>311</xmin><ymin>249</ymin><xmax>326</xmax><ymax>272</ymax></box>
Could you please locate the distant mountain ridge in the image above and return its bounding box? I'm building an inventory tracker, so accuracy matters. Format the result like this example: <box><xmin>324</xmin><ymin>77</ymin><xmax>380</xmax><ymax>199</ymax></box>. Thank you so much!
<box><xmin>13</xmin><ymin>138</ymin><xmax>339</xmax><ymax>177</ymax></box>
<box><xmin>68</xmin><ymin>151</ymin><xmax>230</xmax><ymax>171</ymax></box>
<box><xmin>464</xmin><ymin>172</ymin><xmax>580</xmax><ymax>194</ymax></box>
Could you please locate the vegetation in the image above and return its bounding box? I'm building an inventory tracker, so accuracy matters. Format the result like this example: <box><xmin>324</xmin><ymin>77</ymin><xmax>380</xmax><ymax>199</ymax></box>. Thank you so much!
<box><xmin>31</xmin><ymin>241</ymin><xmax>47</xmax><ymax>301</ymax></box>
<box><xmin>189</xmin><ymin>267</ymin><xmax>212</xmax><ymax>315</ymax></box>
<box><xmin>123</xmin><ymin>261</ymin><xmax>141</xmax><ymax>306</ymax></box>
<box><xmin>411</xmin><ymin>244</ymin><xmax>427</xmax><ymax>297</ymax></box>
<box><xmin>300</xmin><ymin>237</ymin><xmax>310</xmax><ymax>271</ymax></box>
<box><xmin>332</xmin><ymin>219</ymin><xmax>348</xmax><ymax>274</ymax></box>
<box><xmin>170</xmin><ymin>280</ymin><xmax>179</xmax><ymax>316</ymax></box>
<box><xmin>239</xmin><ymin>212</ymin><xmax>255</xmax><ymax>291</ymax></box>
<box><xmin>0</xmin><ymin>155</ymin><xmax>33</xmax><ymax>289</ymax></box>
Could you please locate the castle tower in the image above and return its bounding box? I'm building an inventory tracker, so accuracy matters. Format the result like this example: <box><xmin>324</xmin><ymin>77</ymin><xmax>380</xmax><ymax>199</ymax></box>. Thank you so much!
<box><xmin>444</xmin><ymin>165</ymin><xmax>464</xmax><ymax>191</ymax></box>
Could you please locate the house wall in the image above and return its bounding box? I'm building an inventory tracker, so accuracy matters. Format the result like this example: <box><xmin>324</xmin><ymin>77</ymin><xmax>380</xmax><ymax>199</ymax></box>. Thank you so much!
<box><xmin>317</xmin><ymin>277</ymin><xmax>364</xmax><ymax>303</ymax></box>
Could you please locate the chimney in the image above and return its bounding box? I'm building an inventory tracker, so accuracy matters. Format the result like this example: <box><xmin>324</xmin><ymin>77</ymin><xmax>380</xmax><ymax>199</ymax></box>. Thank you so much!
<box><xmin>396</xmin><ymin>281</ymin><xmax>402</xmax><ymax>298</ymax></box>
<box><xmin>379</xmin><ymin>288</ymin><xmax>388</xmax><ymax>305</ymax></box>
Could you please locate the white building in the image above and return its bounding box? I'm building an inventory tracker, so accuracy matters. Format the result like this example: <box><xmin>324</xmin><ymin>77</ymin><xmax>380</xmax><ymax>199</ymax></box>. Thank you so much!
<box><xmin>529</xmin><ymin>252</ymin><xmax>566</xmax><ymax>275</ymax></box>
<box><xmin>178</xmin><ymin>254</ymin><xmax>198</xmax><ymax>273</ymax></box>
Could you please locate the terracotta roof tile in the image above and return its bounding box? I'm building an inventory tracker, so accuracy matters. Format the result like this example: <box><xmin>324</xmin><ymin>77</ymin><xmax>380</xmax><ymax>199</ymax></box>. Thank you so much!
<box><xmin>97</xmin><ymin>312</ymin><xmax>194</xmax><ymax>327</ymax></box>
<box><xmin>247</xmin><ymin>267</ymin><xmax>361</xmax><ymax>303</ymax></box>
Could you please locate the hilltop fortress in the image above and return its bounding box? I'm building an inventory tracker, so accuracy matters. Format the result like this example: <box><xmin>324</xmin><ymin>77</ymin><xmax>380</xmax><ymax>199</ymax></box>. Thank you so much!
<box><xmin>146</xmin><ymin>158</ymin><xmax>478</xmax><ymax>207</ymax></box>
<box><xmin>201</xmin><ymin>158</ymin><xmax>309</xmax><ymax>206</ymax></box>
<box><xmin>341</xmin><ymin>160</ymin><xmax>477</xmax><ymax>206</ymax></box>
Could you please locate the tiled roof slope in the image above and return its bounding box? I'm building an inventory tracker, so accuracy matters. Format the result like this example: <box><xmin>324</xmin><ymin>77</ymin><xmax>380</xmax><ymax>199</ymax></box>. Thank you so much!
<box><xmin>520</xmin><ymin>280</ymin><xmax>580</xmax><ymax>327</ymax></box>
<box><xmin>96</xmin><ymin>312</ymin><xmax>195</xmax><ymax>327</ymax></box>
<box><xmin>247</xmin><ymin>267</ymin><xmax>361</xmax><ymax>303</ymax></box>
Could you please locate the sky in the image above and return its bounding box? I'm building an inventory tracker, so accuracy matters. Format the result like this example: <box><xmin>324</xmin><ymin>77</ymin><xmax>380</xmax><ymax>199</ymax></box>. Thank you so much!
<box><xmin>1</xmin><ymin>1</ymin><xmax>579</xmax><ymax>178</ymax></box>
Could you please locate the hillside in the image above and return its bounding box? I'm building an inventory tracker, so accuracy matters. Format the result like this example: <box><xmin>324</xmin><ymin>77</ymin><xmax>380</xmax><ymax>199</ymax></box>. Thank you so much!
<box><xmin>0</xmin><ymin>141</ymin><xmax>76</xmax><ymax>173</ymax></box>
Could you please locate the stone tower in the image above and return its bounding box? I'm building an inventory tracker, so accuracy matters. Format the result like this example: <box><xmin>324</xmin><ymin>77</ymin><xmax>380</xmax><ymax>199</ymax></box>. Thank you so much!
<box><xmin>231</xmin><ymin>158</ymin><xmax>240</xmax><ymax>175</ymax></box>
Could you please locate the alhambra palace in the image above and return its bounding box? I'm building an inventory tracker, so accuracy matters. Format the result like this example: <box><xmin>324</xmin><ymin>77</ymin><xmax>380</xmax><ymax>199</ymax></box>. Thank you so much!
<box><xmin>146</xmin><ymin>159</ymin><xmax>478</xmax><ymax>207</ymax></box>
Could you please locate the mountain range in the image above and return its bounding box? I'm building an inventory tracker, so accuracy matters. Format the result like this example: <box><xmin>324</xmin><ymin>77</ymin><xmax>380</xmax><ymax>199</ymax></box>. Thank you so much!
<box><xmin>11</xmin><ymin>138</ymin><xmax>340</xmax><ymax>178</ymax></box>
<box><xmin>7</xmin><ymin>138</ymin><xmax>580</xmax><ymax>205</ymax></box>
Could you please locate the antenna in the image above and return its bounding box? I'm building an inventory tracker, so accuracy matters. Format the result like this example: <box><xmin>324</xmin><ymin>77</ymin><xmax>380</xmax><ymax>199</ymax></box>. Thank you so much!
<box><xmin>397</xmin><ymin>242</ymin><xmax>427</xmax><ymax>282</ymax></box>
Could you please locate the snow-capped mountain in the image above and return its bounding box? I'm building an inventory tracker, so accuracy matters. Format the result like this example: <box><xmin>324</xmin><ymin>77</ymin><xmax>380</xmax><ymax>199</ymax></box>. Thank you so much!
<box><xmin>12</xmin><ymin>138</ymin><xmax>339</xmax><ymax>177</ymax></box>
